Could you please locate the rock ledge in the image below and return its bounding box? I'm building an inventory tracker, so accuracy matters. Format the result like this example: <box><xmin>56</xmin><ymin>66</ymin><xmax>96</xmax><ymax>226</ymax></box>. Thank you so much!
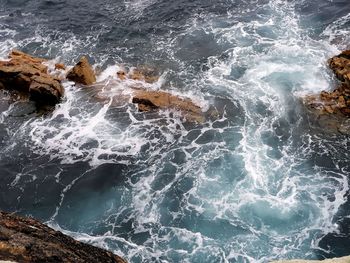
<box><xmin>0</xmin><ymin>211</ymin><xmax>126</xmax><ymax>263</ymax></box>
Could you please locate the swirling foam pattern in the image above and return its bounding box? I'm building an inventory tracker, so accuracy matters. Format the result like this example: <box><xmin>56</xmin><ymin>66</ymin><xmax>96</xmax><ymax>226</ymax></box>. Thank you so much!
<box><xmin>0</xmin><ymin>0</ymin><xmax>350</xmax><ymax>262</ymax></box>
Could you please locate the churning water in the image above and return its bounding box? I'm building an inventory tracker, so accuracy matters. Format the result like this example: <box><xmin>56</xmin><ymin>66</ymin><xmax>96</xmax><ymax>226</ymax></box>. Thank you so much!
<box><xmin>1</xmin><ymin>0</ymin><xmax>350</xmax><ymax>262</ymax></box>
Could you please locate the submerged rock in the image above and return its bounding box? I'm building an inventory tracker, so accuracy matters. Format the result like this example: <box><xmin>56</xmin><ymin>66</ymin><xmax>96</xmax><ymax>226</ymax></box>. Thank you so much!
<box><xmin>66</xmin><ymin>56</ymin><xmax>96</xmax><ymax>85</ymax></box>
<box><xmin>132</xmin><ymin>89</ymin><xmax>204</xmax><ymax>122</ymax></box>
<box><xmin>0</xmin><ymin>211</ymin><xmax>126</xmax><ymax>263</ymax></box>
<box><xmin>0</xmin><ymin>50</ymin><xmax>64</xmax><ymax>105</ymax></box>
<box><xmin>128</xmin><ymin>66</ymin><xmax>159</xmax><ymax>83</ymax></box>
<box><xmin>116</xmin><ymin>66</ymin><xmax>159</xmax><ymax>83</ymax></box>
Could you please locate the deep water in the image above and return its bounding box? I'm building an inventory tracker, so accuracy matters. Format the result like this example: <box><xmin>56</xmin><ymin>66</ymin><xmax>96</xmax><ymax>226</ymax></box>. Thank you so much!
<box><xmin>1</xmin><ymin>0</ymin><xmax>350</xmax><ymax>262</ymax></box>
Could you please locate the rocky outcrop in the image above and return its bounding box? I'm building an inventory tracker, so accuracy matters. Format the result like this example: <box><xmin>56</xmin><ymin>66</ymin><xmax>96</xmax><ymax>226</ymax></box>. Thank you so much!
<box><xmin>304</xmin><ymin>84</ymin><xmax>350</xmax><ymax>116</ymax></box>
<box><xmin>0</xmin><ymin>50</ymin><xmax>204</xmax><ymax>122</ymax></box>
<box><xmin>305</xmin><ymin>50</ymin><xmax>350</xmax><ymax>117</ymax></box>
<box><xmin>329</xmin><ymin>50</ymin><xmax>350</xmax><ymax>85</ymax></box>
<box><xmin>132</xmin><ymin>88</ymin><xmax>204</xmax><ymax>122</ymax></box>
<box><xmin>271</xmin><ymin>255</ymin><xmax>350</xmax><ymax>263</ymax></box>
<box><xmin>66</xmin><ymin>56</ymin><xmax>96</xmax><ymax>85</ymax></box>
<box><xmin>96</xmin><ymin>66</ymin><xmax>204</xmax><ymax>122</ymax></box>
<box><xmin>0</xmin><ymin>211</ymin><xmax>126</xmax><ymax>263</ymax></box>
<box><xmin>0</xmin><ymin>50</ymin><xmax>64</xmax><ymax>105</ymax></box>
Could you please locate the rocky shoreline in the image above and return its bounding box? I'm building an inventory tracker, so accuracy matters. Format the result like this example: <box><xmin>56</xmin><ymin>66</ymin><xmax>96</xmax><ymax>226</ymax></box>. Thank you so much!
<box><xmin>0</xmin><ymin>211</ymin><xmax>126</xmax><ymax>263</ymax></box>
<box><xmin>1</xmin><ymin>49</ymin><xmax>350</xmax><ymax>261</ymax></box>
<box><xmin>0</xmin><ymin>50</ymin><xmax>205</xmax><ymax>122</ymax></box>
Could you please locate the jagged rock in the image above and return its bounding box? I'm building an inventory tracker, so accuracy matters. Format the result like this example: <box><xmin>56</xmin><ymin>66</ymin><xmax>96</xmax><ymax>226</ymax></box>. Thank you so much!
<box><xmin>132</xmin><ymin>89</ymin><xmax>204</xmax><ymax>122</ymax></box>
<box><xmin>29</xmin><ymin>75</ymin><xmax>64</xmax><ymax>105</ymax></box>
<box><xmin>66</xmin><ymin>56</ymin><xmax>96</xmax><ymax>85</ymax></box>
<box><xmin>0</xmin><ymin>211</ymin><xmax>126</xmax><ymax>263</ymax></box>
<box><xmin>304</xmin><ymin>50</ymin><xmax>350</xmax><ymax>119</ymax></box>
<box><xmin>329</xmin><ymin>50</ymin><xmax>350</xmax><ymax>85</ymax></box>
<box><xmin>9</xmin><ymin>49</ymin><xmax>47</xmax><ymax>74</ymax></box>
<box><xmin>0</xmin><ymin>50</ymin><xmax>64</xmax><ymax>105</ymax></box>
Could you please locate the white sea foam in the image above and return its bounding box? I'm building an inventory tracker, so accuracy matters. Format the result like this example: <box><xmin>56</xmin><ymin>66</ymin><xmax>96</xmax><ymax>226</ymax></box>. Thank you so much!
<box><xmin>1</xmin><ymin>0</ymin><xmax>350</xmax><ymax>262</ymax></box>
<box><xmin>123</xmin><ymin>0</ymin><xmax>158</xmax><ymax>18</ymax></box>
<box><xmin>111</xmin><ymin>0</ymin><xmax>350</xmax><ymax>261</ymax></box>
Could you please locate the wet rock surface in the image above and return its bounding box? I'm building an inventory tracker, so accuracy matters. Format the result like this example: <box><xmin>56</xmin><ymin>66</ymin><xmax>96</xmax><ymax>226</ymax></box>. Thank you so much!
<box><xmin>132</xmin><ymin>88</ymin><xmax>205</xmax><ymax>122</ymax></box>
<box><xmin>329</xmin><ymin>50</ymin><xmax>350</xmax><ymax>85</ymax></box>
<box><xmin>94</xmin><ymin>66</ymin><xmax>205</xmax><ymax>122</ymax></box>
<box><xmin>66</xmin><ymin>56</ymin><xmax>96</xmax><ymax>85</ymax></box>
<box><xmin>0</xmin><ymin>211</ymin><xmax>126</xmax><ymax>263</ymax></box>
<box><xmin>0</xmin><ymin>50</ymin><xmax>64</xmax><ymax>105</ymax></box>
<box><xmin>304</xmin><ymin>50</ymin><xmax>350</xmax><ymax>133</ymax></box>
<box><xmin>0</xmin><ymin>50</ymin><xmax>205</xmax><ymax>122</ymax></box>
<box><xmin>128</xmin><ymin>67</ymin><xmax>159</xmax><ymax>83</ymax></box>
<box><xmin>116</xmin><ymin>66</ymin><xmax>159</xmax><ymax>84</ymax></box>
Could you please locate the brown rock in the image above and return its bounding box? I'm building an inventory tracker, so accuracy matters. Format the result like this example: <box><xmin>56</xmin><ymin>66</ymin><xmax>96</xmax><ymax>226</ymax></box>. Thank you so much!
<box><xmin>128</xmin><ymin>67</ymin><xmax>159</xmax><ymax>83</ymax></box>
<box><xmin>0</xmin><ymin>50</ymin><xmax>63</xmax><ymax>105</ymax></box>
<box><xmin>320</xmin><ymin>91</ymin><xmax>330</xmax><ymax>100</ymax></box>
<box><xmin>324</xmin><ymin>105</ymin><xmax>334</xmax><ymax>114</ymax></box>
<box><xmin>29</xmin><ymin>75</ymin><xmax>64</xmax><ymax>105</ymax></box>
<box><xmin>0</xmin><ymin>211</ymin><xmax>126</xmax><ymax>263</ymax></box>
<box><xmin>9</xmin><ymin>50</ymin><xmax>48</xmax><ymax>74</ymax></box>
<box><xmin>132</xmin><ymin>89</ymin><xmax>204</xmax><ymax>122</ymax></box>
<box><xmin>329</xmin><ymin>50</ymin><xmax>350</xmax><ymax>83</ymax></box>
<box><xmin>117</xmin><ymin>70</ymin><xmax>127</xmax><ymax>80</ymax></box>
<box><xmin>341</xmin><ymin>107</ymin><xmax>350</xmax><ymax>116</ymax></box>
<box><xmin>66</xmin><ymin>56</ymin><xmax>96</xmax><ymax>85</ymax></box>
<box><xmin>129</xmin><ymin>70</ymin><xmax>144</xmax><ymax>81</ymax></box>
<box><xmin>9</xmin><ymin>49</ymin><xmax>46</xmax><ymax>64</ymax></box>
<box><xmin>55</xmin><ymin>63</ymin><xmax>66</xmax><ymax>70</ymax></box>
<box><xmin>339</xmin><ymin>49</ymin><xmax>350</xmax><ymax>58</ymax></box>
<box><xmin>304</xmin><ymin>50</ymin><xmax>350</xmax><ymax>119</ymax></box>
<box><xmin>338</xmin><ymin>95</ymin><xmax>346</xmax><ymax>107</ymax></box>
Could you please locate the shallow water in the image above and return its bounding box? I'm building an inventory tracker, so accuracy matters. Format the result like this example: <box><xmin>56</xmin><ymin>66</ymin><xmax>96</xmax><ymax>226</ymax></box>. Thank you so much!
<box><xmin>1</xmin><ymin>0</ymin><xmax>350</xmax><ymax>262</ymax></box>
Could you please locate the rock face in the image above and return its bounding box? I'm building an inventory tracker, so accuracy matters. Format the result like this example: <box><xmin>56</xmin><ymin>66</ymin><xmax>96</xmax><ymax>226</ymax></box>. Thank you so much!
<box><xmin>0</xmin><ymin>211</ymin><xmax>126</xmax><ymax>263</ymax></box>
<box><xmin>329</xmin><ymin>50</ymin><xmax>350</xmax><ymax>85</ymax></box>
<box><xmin>132</xmin><ymin>89</ymin><xmax>204</xmax><ymax>122</ymax></box>
<box><xmin>0</xmin><ymin>50</ymin><xmax>64</xmax><ymax>105</ymax></box>
<box><xmin>66</xmin><ymin>56</ymin><xmax>96</xmax><ymax>85</ymax></box>
<box><xmin>305</xmin><ymin>50</ymin><xmax>350</xmax><ymax>119</ymax></box>
<box><xmin>304</xmin><ymin>84</ymin><xmax>350</xmax><ymax>116</ymax></box>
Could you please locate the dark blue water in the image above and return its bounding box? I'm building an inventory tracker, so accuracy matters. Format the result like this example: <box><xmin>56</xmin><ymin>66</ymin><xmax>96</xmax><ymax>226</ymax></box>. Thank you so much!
<box><xmin>1</xmin><ymin>0</ymin><xmax>350</xmax><ymax>262</ymax></box>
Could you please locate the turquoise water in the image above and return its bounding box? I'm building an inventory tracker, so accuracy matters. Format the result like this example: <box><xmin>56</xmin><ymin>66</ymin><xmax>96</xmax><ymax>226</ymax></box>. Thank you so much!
<box><xmin>0</xmin><ymin>0</ymin><xmax>350</xmax><ymax>262</ymax></box>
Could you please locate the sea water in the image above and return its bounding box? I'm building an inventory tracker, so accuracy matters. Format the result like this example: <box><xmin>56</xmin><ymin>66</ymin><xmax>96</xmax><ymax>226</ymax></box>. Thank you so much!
<box><xmin>0</xmin><ymin>0</ymin><xmax>350</xmax><ymax>262</ymax></box>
